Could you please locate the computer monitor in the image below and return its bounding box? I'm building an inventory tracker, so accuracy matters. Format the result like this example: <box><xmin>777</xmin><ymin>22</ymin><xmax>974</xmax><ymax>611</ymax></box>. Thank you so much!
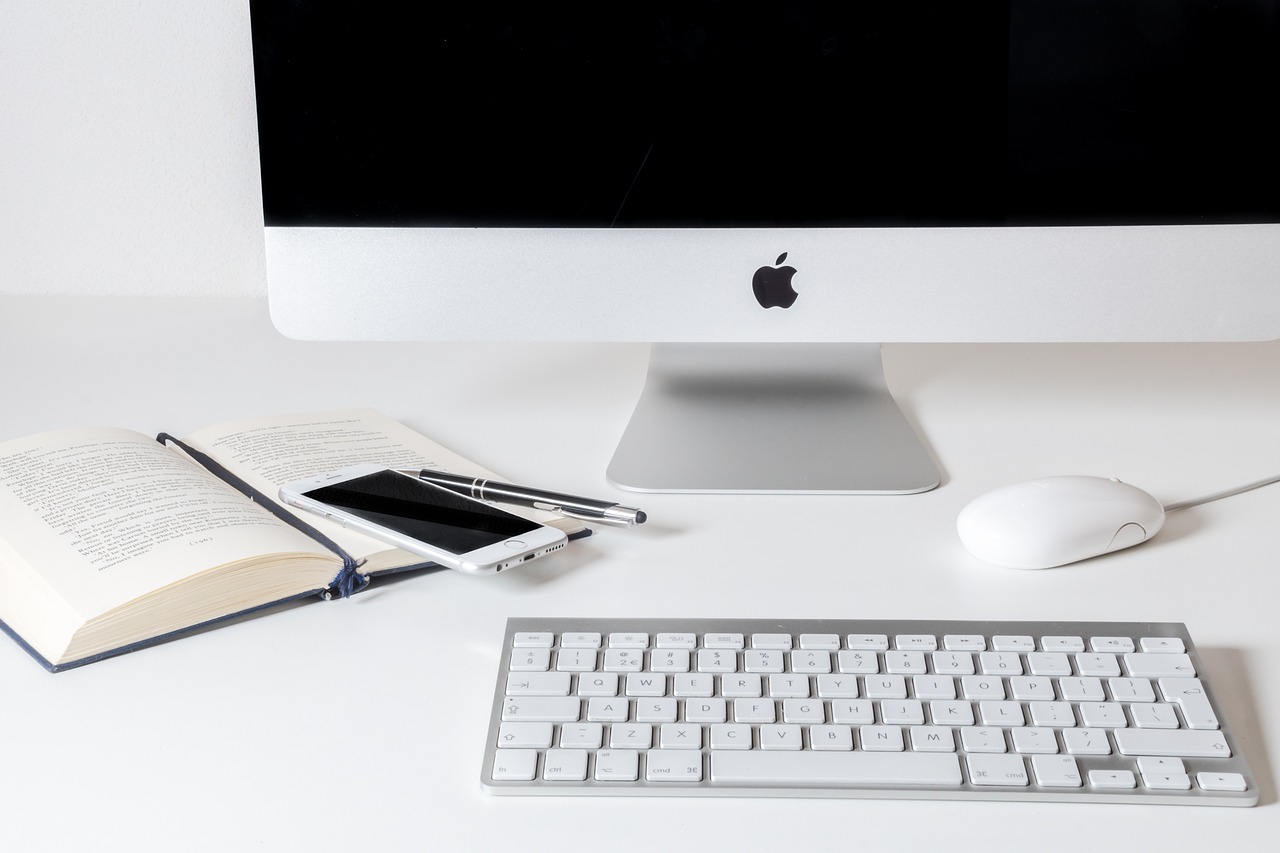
<box><xmin>248</xmin><ymin>2</ymin><xmax>1280</xmax><ymax>494</ymax></box>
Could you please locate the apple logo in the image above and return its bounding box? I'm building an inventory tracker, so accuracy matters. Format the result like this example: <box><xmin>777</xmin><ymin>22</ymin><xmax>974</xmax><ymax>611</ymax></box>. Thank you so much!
<box><xmin>752</xmin><ymin>252</ymin><xmax>799</xmax><ymax>309</ymax></box>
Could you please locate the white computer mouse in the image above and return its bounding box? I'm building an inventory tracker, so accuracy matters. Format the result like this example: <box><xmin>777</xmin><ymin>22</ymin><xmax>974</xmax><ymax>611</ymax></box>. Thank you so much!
<box><xmin>957</xmin><ymin>475</ymin><xmax>1166</xmax><ymax>569</ymax></box>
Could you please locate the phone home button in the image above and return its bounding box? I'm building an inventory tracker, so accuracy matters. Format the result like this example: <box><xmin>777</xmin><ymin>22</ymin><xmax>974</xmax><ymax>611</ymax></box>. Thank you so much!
<box><xmin>504</xmin><ymin>539</ymin><xmax>526</xmax><ymax>549</ymax></box>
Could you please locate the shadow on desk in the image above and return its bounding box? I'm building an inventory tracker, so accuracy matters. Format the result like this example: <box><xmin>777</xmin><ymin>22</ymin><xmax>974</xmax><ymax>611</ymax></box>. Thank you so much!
<box><xmin>1201</xmin><ymin>647</ymin><xmax>1273</xmax><ymax>805</ymax></box>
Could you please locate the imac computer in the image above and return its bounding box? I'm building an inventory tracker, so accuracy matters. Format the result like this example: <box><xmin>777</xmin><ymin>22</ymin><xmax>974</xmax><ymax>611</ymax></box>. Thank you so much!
<box><xmin>248</xmin><ymin>2</ymin><xmax>1279</xmax><ymax>494</ymax></box>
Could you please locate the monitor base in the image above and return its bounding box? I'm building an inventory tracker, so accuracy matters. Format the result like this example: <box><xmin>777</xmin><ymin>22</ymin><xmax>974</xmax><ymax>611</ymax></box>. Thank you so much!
<box><xmin>607</xmin><ymin>343</ymin><xmax>940</xmax><ymax>495</ymax></box>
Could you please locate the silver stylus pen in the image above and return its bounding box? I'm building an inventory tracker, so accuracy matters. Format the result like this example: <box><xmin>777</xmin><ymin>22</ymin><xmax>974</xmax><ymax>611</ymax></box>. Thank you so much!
<box><xmin>395</xmin><ymin>469</ymin><xmax>647</xmax><ymax>527</ymax></box>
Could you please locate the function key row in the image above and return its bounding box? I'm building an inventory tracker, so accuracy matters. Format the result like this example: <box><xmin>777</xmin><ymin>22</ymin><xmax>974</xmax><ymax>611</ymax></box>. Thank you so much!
<box><xmin>513</xmin><ymin>632</ymin><xmax>1187</xmax><ymax>655</ymax></box>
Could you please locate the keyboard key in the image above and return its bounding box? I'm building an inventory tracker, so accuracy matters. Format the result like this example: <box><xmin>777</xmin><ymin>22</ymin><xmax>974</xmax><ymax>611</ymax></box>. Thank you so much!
<box><xmin>656</xmin><ymin>633</ymin><xmax>697</xmax><ymax>649</ymax></box>
<box><xmin>837</xmin><ymin>650</ymin><xmax>879</xmax><ymax>673</ymax></box>
<box><xmin>960</xmin><ymin>727</ymin><xmax>1006</xmax><ymax>754</ymax></box>
<box><xmin>743</xmin><ymin>650</ymin><xmax>784</xmax><ymax>673</ymax></box>
<box><xmin>913</xmin><ymin>675</ymin><xmax>957</xmax><ymax>700</ymax></box>
<box><xmin>1011</xmin><ymin>727</ymin><xmax>1058</xmax><ymax>754</ymax></box>
<box><xmin>1125</xmin><ymin>653</ymin><xmax>1196</xmax><ymax>678</ymax></box>
<box><xmin>812</xmin><ymin>725</ymin><xmax>855</xmax><ymax>751</ymax></box>
<box><xmin>543</xmin><ymin>749</ymin><xmax>588</xmax><ymax>781</ymax></box>
<box><xmin>560</xmin><ymin>632</ymin><xmax>602</xmax><ymax>648</ymax></box>
<box><xmin>646</xmin><ymin>749</ymin><xmax>703</xmax><ymax>782</ymax></box>
<box><xmin>1137</xmin><ymin>757</ymin><xmax>1185</xmax><ymax>775</ymax></box>
<box><xmin>513</xmin><ymin>632</ymin><xmax>554</xmax><ymax>648</ymax></box>
<box><xmin>1197</xmin><ymin>772</ymin><xmax>1248</xmax><ymax>793</ymax></box>
<box><xmin>491</xmin><ymin>750</ymin><xmax>539</xmax><ymax>781</ymax></box>
<box><xmin>711</xmin><ymin>751</ymin><xmax>962</xmax><ymax>786</ymax></box>
<box><xmin>502</xmin><ymin>697</ymin><xmax>581</xmax><ymax>722</ymax></box>
<box><xmin>1158</xmin><ymin>677</ymin><xmax>1220</xmax><ymax>729</ymax></box>
<box><xmin>1140</xmin><ymin>637</ymin><xmax>1186</xmax><ymax>654</ymax></box>
<box><xmin>594</xmin><ymin>749</ymin><xmax>639</xmax><ymax>782</ymax></box>
<box><xmin>1075</xmin><ymin>653</ymin><xmax>1121</xmax><ymax>677</ymax></box>
<box><xmin>910</xmin><ymin>726</ymin><xmax>955</xmax><ymax>752</ymax></box>
<box><xmin>846</xmin><ymin>634</ymin><xmax>889</xmax><ymax>651</ymax></box>
<box><xmin>577</xmin><ymin>672</ymin><xmax>619</xmax><ymax>697</ymax></box>
<box><xmin>704</xmin><ymin>633</ymin><xmax>745</xmax><ymax>649</ymax></box>
<box><xmin>1129</xmin><ymin>702</ymin><xmax>1179</xmax><ymax>729</ymax></box>
<box><xmin>610</xmin><ymin>724</ymin><xmax>653</xmax><ymax>749</ymax></box>
<box><xmin>1090</xmin><ymin>636</ymin><xmax>1135</xmax><ymax>653</ymax></box>
<box><xmin>979</xmin><ymin>652</ymin><xmax>1022</xmax><ymax>675</ymax></box>
<box><xmin>697</xmin><ymin>649</ymin><xmax>738</xmax><ymax>672</ymax></box>
<box><xmin>1026</xmin><ymin>652</ymin><xmax>1072</xmax><ymax>676</ymax></box>
<box><xmin>1031</xmin><ymin>755</ymin><xmax>1082</xmax><ymax>788</ymax></box>
<box><xmin>1058</xmin><ymin>677</ymin><xmax>1105</xmax><ymax>702</ymax></box>
<box><xmin>603</xmin><ymin>649</ymin><xmax>644</xmax><ymax>672</ymax></box>
<box><xmin>1143</xmin><ymin>772</ymin><xmax>1192</xmax><ymax>791</ymax></box>
<box><xmin>991</xmin><ymin>635</ymin><xmax>1035</xmax><ymax>652</ymax></box>
<box><xmin>758</xmin><ymin>724</ymin><xmax>805</xmax><ymax>750</ymax></box>
<box><xmin>1107</xmin><ymin>677</ymin><xmax>1156</xmax><ymax>703</ymax></box>
<box><xmin>967</xmin><ymin>754</ymin><xmax>1028</xmax><ymax>786</ymax></box>
<box><xmin>710</xmin><ymin>724</ymin><xmax>753</xmax><ymax>750</ymax></box>
<box><xmin>556</xmin><ymin>648</ymin><xmax>597</xmax><ymax>672</ymax></box>
<box><xmin>497</xmin><ymin>722</ymin><xmax>554</xmax><ymax>749</ymax></box>
<box><xmin>1028</xmin><ymin>701</ymin><xmax>1075</xmax><ymax>727</ymax></box>
<box><xmin>609</xmin><ymin>632</ymin><xmax>649</xmax><ymax>649</ymax></box>
<box><xmin>1062</xmin><ymin>728</ymin><xmax>1111</xmax><ymax>755</ymax></box>
<box><xmin>733</xmin><ymin>698</ymin><xmax>776</xmax><ymax>723</ymax></box>
<box><xmin>932</xmin><ymin>651</ymin><xmax>976</xmax><ymax>675</ymax></box>
<box><xmin>943</xmin><ymin>634</ymin><xmax>986</xmax><ymax>651</ymax></box>
<box><xmin>685</xmin><ymin>698</ymin><xmax>727</xmax><ymax>723</ymax></box>
<box><xmin>659</xmin><ymin>723</ymin><xmax>703</xmax><ymax>749</ymax></box>
<box><xmin>1089</xmin><ymin>769</ymin><xmax>1137</xmax><ymax>789</ymax></box>
<box><xmin>510</xmin><ymin>648</ymin><xmax>551</xmax><ymax>671</ymax></box>
<box><xmin>505</xmin><ymin>672</ymin><xmax>571</xmax><ymax>696</ymax></box>
<box><xmin>559</xmin><ymin>723</ymin><xmax>603</xmax><ymax>749</ymax></box>
<box><xmin>885</xmin><ymin>651</ymin><xmax>926</xmax><ymax>674</ymax></box>
<box><xmin>815</xmin><ymin>675</ymin><xmax>859</xmax><ymax>698</ymax></box>
<box><xmin>585</xmin><ymin>697</ymin><xmax>628</xmax><ymax>722</ymax></box>
<box><xmin>649</xmin><ymin>649</ymin><xmax>691</xmax><ymax>673</ymax></box>
<box><xmin>722</xmin><ymin>674</ymin><xmax>763</xmax><ymax>698</ymax></box>
<box><xmin>1115</xmin><ymin>729</ymin><xmax>1231</xmax><ymax>758</ymax></box>
<box><xmin>791</xmin><ymin>650</ymin><xmax>833</xmax><ymax>673</ymax></box>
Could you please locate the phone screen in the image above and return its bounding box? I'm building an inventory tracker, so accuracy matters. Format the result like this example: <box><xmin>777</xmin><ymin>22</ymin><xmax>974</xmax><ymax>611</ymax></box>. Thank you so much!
<box><xmin>303</xmin><ymin>469</ymin><xmax>542</xmax><ymax>554</ymax></box>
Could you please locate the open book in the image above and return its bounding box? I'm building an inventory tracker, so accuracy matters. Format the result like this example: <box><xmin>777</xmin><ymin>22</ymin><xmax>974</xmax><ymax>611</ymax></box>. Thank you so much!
<box><xmin>0</xmin><ymin>409</ymin><xmax>587</xmax><ymax>671</ymax></box>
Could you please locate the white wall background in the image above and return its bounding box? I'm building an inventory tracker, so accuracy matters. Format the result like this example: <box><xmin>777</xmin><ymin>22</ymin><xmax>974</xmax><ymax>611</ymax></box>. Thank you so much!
<box><xmin>1</xmin><ymin>1</ymin><xmax>264</xmax><ymax>295</ymax></box>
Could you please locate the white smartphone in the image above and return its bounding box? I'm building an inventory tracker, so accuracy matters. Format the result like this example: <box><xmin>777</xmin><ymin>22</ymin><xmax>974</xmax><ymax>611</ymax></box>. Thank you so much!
<box><xmin>278</xmin><ymin>464</ymin><xmax>568</xmax><ymax>575</ymax></box>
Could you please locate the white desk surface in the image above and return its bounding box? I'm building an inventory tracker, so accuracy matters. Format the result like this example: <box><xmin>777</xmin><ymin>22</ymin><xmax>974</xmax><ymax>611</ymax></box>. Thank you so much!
<box><xmin>1</xmin><ymin>295</ymin><xmax>1277</xmax><ymax>851</ymax></box>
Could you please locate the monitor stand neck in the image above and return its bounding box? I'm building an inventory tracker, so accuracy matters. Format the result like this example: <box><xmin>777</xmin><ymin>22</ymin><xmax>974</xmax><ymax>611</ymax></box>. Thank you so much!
<box><xmin>606</xmin><ymin>343</ymin><xmax>940</xmax><ymax>494</ymax></box>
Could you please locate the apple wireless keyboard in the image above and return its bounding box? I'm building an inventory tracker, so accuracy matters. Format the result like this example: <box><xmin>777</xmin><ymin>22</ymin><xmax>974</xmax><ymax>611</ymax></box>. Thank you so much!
<box><xmin>482</xmin><ymin>618</ymin><xmax>1256</xmax><ymax>805</ymax></box>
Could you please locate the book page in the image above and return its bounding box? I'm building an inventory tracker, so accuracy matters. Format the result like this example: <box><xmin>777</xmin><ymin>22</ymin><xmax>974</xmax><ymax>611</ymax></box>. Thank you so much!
<box><xmin>0</xmin><ymin>427</ymin><xmax>335</xmax><ymax>620</ymax></box>
<box><xmin>180</xmin><ymin>408</ymin><xmax>562</xmax><ymax>560</ymax></box>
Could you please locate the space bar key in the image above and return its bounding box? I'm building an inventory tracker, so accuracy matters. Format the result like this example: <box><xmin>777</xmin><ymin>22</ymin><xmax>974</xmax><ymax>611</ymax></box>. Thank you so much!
<box><xmin>711</xmin><ymin>751</ymin><xmax>963</xmax><ymax>787</ymax></box>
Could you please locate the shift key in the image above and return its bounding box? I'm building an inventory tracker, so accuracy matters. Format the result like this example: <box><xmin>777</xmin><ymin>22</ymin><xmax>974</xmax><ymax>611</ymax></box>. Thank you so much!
<box><xmin>1115</xmin><ymin>729</ymin><xmax>1231</xmax><ymax>758</ymax></box>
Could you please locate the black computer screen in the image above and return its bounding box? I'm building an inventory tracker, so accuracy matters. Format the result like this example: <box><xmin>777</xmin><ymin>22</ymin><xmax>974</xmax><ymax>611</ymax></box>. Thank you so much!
<box><xmin>250</xmin><ymin>1</ymin><xmax>1278</xmax><ymax>228</ymax></box>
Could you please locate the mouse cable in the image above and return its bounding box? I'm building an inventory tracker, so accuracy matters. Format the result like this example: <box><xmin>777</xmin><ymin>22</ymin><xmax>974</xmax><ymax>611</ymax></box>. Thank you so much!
<box><xmin>1162</xmin><ymin>474</ymin><xmax>1280</xmax><ymax>513</ymax></box>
